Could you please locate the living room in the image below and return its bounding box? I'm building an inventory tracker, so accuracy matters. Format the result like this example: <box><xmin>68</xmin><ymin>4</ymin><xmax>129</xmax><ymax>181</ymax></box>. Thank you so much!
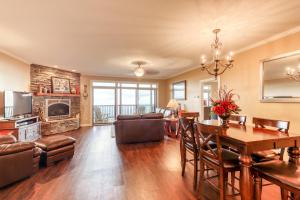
<box><xmin>1</xmin><ymin>1</ymin><xmax>300</xmax><ymax>200</ymax></box>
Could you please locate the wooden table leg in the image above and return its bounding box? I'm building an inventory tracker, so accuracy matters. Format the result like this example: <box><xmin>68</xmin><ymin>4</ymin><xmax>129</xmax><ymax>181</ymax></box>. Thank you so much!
<box><xmin>288</xmin><ymin>147</ymin><xmax>300</xmax><ymax>198</ymax></box>
<box><xmin>239</xmin><ymin>154</ymin><xmax>253</xmax><ymax>200</ymax></box>
<box><xmin>288</xmin><ymin>147</ymin><xmax>300</xmax><ymax>164</ymax></box>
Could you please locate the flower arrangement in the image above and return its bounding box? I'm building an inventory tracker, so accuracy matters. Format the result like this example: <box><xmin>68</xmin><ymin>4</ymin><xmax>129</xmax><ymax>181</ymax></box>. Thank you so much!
<box><xmin>211</xmin><ymin>86</ymin><xmax>241</xmax><ymax>127</ymax></box>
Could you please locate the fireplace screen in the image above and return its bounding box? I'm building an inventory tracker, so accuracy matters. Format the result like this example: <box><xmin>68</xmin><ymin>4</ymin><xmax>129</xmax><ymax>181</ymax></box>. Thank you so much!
<box><xmin>46</xmin><ymin>99</ymin><xmax>71</xmax><ymax>118</ymax></box>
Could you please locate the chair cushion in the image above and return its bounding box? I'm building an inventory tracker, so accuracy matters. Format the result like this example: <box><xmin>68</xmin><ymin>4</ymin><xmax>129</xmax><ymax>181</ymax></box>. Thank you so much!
<box><xmin>252</xmin><ymin>150</ymin><xmax>278</xmax><ymax>163</ymax></box>
<box><xmin>0</xmin><ymin>142</ymin><xmax>35</xmax><ymax>156</ymax></box>
<box><xmin>253</xmin><ymin>160</ymin><xmax>300</xmax><ymax>191</ymax></box>
<box><xmin>0</xmin><ymin>135</ymin><xmax>17</xmax><ymax>145</ymax></box>
<box><xmin>204</xmin><ymin>148</ymin><xmax>240</xmax><ymax>169</ymax></box>
<box><xmin>35</xmin><ymin>135</ymin><xmax>76</xmax><ymax>151</ymax></box>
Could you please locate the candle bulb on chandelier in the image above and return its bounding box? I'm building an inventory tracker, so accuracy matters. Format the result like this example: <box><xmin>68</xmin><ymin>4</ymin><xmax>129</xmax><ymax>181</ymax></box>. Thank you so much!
<box><xmin>201</xmin><ymin>55</ymin><xmax>206</xmax><ymax>64</ymax></box>
<box><xmin>214</xmin><ymin>50</ymin><xmax>220</xmax><ymax>60</ymax></box>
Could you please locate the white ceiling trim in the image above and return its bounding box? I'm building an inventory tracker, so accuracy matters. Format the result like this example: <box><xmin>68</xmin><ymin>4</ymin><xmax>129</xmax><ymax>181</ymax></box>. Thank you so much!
<box><xmin>0</xmin><ymin>49</ymin><xmax>30</xmax><ymax>65</ymax></box>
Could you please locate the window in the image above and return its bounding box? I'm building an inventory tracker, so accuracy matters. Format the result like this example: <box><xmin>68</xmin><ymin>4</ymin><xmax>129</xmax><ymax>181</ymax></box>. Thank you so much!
<box><xmin>172</xmin><ymin>80</ymin><xmax>186</xmax><ymax>100</ymax></box>
<box><xmin>92</xmin><ymin>81</ymin><xmax>158</xmax><ymax>123</ymax></box>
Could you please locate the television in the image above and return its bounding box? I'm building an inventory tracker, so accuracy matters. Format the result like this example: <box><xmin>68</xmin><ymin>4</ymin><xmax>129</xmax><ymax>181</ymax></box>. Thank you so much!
<box><xmin>0</xmin><ymin>91</ymin><xmax>33</xmax><ymax>119</ymax></box>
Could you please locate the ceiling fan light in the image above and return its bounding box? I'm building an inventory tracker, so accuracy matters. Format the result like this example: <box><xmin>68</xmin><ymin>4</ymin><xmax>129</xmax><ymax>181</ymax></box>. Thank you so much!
<box><xmin>134</xmin><ymin>66</ymin><xmax>145</xmax><ymax>77</ymax></box>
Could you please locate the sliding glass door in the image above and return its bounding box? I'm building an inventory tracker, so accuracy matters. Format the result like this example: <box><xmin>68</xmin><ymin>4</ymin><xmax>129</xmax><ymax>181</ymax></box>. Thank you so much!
<box><xmin>93</xmin><ymin>87</ymin><xmax>116</xmax><ymax>124</ymax></box>
<box><xmin>92</xmin><ymin>81</ymin><xmax>157</xmax><ymax>124</ymax></box>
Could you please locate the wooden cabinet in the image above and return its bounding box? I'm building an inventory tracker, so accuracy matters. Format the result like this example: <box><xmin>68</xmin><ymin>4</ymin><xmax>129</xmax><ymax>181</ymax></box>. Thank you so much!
<box><xmin>0</xmin><ymin>116</ymin><xmax>41</xmax><ymax>142</ymax></box>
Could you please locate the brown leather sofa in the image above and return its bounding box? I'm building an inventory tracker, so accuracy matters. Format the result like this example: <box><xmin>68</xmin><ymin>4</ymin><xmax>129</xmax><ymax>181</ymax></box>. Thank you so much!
<box><xmin>114</xmin><ymin>113</ymin><xmax>164</xmax><ymax>144</ymax></box>
<box><xmin>0</xmin><ymin>135</ymin><xmax>36</xmax><ymax>188</ymax></box>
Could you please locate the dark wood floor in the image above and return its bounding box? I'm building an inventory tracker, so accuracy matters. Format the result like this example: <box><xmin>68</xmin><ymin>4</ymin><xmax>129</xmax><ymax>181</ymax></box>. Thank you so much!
<box><xmin>0</xmin><ymin>126</ymin><xmax>281</xmax><ymax>200</ymax></box>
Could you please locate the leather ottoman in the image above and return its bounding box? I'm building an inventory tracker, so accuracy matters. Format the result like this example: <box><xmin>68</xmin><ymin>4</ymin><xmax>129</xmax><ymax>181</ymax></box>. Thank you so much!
<box><xmin>33</xmin><ymin>147</ymin><xmax>42</xmax><ymax>172</ymax></box>
<box><xmin>35</xmin><ymin>135</ymin><xmax>76</xmax><ymax>167</ymax></box>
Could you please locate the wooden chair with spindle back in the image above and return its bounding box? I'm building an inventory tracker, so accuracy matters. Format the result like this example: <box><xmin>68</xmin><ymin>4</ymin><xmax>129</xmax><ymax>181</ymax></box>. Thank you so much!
<box><xmin>179</xmin><ymin>117</ymin><xmax>199</xmax><ymax>190</ymax></box>
<box><xmin>252</xmin><ymin>117</ymin><xmax>290</xmax><ymax>162</ymax></box>
<box><xmin>177</xmin><ymin>112</ymin><xmax>199</xmax><ymax>138</ymax></box>
<box><xmin>229</xmin><ymin>115</ymin><xmax>247</xmax><ymax>125</ymax></box>
<box><xmin>194</xmin><ymin>123</ymin><xmax>240</xmax><ymax>200</ymax></box>
<box><xmin>251</xmin><ymin>117</ymin><xmax>291</xmax><ymax>195</ymax></box>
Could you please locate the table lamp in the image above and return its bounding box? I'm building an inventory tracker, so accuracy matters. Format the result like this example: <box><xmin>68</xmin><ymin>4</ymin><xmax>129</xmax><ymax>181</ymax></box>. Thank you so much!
<box><xmin>166</xmin><ymin>99</ymin><xmax>179</xmax><ymax>118</ymax></box>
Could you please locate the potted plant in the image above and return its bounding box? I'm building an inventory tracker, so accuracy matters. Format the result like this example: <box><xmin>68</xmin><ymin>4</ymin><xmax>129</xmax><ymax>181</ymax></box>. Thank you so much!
<box><xmin>211</xmin><ymin>87</ymin><xmax>241</xmax><ymax>127</ymax></box>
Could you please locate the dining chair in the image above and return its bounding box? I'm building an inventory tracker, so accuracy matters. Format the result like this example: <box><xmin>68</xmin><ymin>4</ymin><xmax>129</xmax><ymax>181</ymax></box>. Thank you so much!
<box><xmin>252</xmin><ymin>117</ymin><xmax>290</xmax><ymax>162</ymax></box>
<box><xmin>229</xmin><ymin>115</ymin><xmax>247</xmax><ymax>125</ymax></box>
<box><xmin>179</xmin><ymin>117</ymin><xmax>199</xmax><ymax>190</ymax></box>
<box><xmin>194</xmin><ymin>122</ymin><xmax>240</xmax><ymax>200</ymax></box>
<box><xmin>253</xmin><ymin>160</ymin><xmax>300</xmax><ymax>200</ymax></box>
<box><xmin>180</xmin><ymin>112</ymin><xmax>200</xmax><ymax>122</ymax></box>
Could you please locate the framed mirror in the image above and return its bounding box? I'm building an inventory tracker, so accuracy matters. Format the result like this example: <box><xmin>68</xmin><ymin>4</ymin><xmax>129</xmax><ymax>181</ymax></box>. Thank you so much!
<box><xmin>261</xmin><ymin>50</ymin><xmax>300</xmax><ymax>102</ymax></box>
<box><xmin>172</xmin><ymin>80</ymin><xmax>186</xmax><ymax>100</ymax></box>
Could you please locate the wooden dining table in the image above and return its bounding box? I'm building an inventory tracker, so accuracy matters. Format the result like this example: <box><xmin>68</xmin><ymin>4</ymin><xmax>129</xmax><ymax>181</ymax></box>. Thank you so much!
<box><xmin>198</xmin><ymin>120</ymin><xmax>300</xmax><ymax>200</ymax></box>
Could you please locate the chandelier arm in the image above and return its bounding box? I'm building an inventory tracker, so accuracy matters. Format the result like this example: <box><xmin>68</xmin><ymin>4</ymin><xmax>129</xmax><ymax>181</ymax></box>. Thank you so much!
<box><xmin>202</xmin><ymin>66</ymin><xmax>217</xmax><ymax>76</ymax></box>
<box><xmin>201</xmin><ymin>63</ymin><xmax>219</xmax><ymax>76</ymax></box>
<box><xmin>217</xmin><ymin>64</ymin><xmax>232</xmax><ymax>75</ymax></box>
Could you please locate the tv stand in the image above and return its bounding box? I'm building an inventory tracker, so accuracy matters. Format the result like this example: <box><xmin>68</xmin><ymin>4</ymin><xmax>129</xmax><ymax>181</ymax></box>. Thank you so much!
<box><xmin>0</xmin><ymin>116</ymin><xmax>41</xmax><ymax>142</ymax></box>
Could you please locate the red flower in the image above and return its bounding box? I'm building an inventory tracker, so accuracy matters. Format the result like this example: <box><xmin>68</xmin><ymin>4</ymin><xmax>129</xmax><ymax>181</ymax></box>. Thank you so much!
<box><xmin>213</xmin><ymin>106</ymin><xmax>225</xmax><ymax>116</ymax></box>
<box><xmin>220</xmin><ymin>101</ymin><xmax>230</xmax><ymax>109</ymax></box>
<box><xmin>228</xmin><ymin>103</ymin><xmax>237</xmax><ymax>111</ymax></box>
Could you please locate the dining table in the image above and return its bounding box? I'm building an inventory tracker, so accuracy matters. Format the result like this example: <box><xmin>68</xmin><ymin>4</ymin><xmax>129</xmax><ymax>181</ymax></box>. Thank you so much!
<box><xmin>198</xmin><ymin>120</ymin><xmax>300</xmax><ymax>200</ymax></box>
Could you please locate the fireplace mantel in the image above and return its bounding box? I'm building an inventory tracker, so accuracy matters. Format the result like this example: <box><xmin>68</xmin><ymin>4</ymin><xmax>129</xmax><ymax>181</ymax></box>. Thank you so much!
<box><xmin>35</xmin><ymin>93</ymin><xmax>80</xmax><ymax>97</ymax></box>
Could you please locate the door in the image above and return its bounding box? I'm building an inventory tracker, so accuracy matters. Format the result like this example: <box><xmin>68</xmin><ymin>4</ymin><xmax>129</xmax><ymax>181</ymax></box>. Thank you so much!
<box><xmin>93</xmin><ymin>88</ymin><xmax>116</xmax><ymax>124</ymax></box>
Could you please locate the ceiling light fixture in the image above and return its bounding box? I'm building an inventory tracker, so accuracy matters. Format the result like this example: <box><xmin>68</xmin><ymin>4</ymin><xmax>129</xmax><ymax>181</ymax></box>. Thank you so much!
<box><xmin>132</xmin><ymin>61</ymin><xmax>147</xmax><ymax>77</ymax></box>
<box><xmin>200</xmin><ymin>29</ymin><xmax>234</xmax><ymax>79</ymax></box>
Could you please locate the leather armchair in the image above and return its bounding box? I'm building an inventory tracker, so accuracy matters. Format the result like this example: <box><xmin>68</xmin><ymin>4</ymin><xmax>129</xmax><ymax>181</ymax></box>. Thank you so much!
<box><xmin>0</xmin><ymin>135</ymin><xmax>36</xmax><ymax>188</ymax></box>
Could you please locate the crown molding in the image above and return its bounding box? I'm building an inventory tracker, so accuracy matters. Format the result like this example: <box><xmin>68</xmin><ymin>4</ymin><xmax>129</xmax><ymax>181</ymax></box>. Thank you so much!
<box><xmin>235</xmin><ymin>26</ymin><xmax>300</xmax><ymax>54</ymax></box>
<box><xmin>0</xmin><ymin>49</ymin><xmax>30</xmax><ymax>64</ymax></box>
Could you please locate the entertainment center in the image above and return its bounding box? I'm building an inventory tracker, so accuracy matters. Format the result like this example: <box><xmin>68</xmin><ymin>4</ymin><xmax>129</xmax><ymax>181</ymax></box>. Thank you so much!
<box><xmin>0</xmin><ymin>116</ymin><xmax>40</xmax><ymax>141</ymax></box>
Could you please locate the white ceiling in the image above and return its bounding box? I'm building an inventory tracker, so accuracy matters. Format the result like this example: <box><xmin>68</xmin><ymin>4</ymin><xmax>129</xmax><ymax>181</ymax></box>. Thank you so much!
<box><xmin>1</xmin><ymin>0</ymin><xmax>300</xmax><ymax>79</ymax></box>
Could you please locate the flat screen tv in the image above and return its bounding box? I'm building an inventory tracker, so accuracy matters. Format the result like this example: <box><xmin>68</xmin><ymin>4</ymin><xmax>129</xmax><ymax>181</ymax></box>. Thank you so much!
<box><xmin>2</xmin><ymin>91</ymin><xmax>32</xmax><ymax>119</ymax></box>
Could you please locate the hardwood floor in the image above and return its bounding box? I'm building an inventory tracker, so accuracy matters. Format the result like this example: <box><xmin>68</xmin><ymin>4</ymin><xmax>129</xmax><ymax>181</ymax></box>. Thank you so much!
<box><xmin>0</xmin><ymin>126</ymin><xmax>282</xmax><ymax>200</ymax></box>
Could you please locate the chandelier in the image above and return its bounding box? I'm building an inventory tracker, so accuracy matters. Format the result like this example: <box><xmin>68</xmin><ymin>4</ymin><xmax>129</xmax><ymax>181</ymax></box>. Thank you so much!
<box><xmin>132</xmin><ymin>61</ymin><xmax>147</xmax><ymax>77</ymax></box>
<box><xmin>200</xmin><ymin>29</ymin><xmax>234</xmax><ymax>79</ymax></box>
<box><xmin>286</xmin><ymin>66</ymin><xmax>300</xmax><ymax>81</ymax></box>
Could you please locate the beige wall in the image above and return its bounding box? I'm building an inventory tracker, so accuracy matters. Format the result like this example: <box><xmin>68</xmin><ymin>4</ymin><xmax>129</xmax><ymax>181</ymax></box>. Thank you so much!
<box><xmin>166</xmin><ymin>31</ymin><xmax>300</xmax><ymax>132</ymax></box>
<box><xmin>166</xmin><ymin>69</ymin><xmax>212</xmax><ymax>113</ymax></box>
<box><xmin>80</xmin><ymin>75</ymin><xmax>167</xmax><ymax>126</ymax></box>
<box><xmin>0</xmin><ymin>52</ymin><xmax>30</xmax><ymax>91</ymax></box>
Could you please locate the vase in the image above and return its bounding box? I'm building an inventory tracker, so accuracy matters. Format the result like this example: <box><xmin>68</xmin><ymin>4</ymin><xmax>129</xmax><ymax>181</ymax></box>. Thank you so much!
<box><xmin>219</xmin><ymin>115</ymin><xmax>230</xmax><ymax>128</ymax></box>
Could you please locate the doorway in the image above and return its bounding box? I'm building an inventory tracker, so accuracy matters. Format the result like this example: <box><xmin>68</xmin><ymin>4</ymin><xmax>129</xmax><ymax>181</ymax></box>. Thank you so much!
<box><xmin>199</xmin><ymin>78</ymin><xmax>220</xmax><ymax>121</ymax></box>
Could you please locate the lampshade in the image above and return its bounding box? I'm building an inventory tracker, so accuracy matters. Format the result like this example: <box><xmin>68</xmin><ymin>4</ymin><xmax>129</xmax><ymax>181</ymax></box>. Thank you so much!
<box><xmin>166</xmin><ymin>99</ymin><xmax>179</xmax><ymax>109</ymax></box>
<box><xmin>134</xmin><ymin>66</ymin><xmax>145</xmax><ymax>77</ymax></box>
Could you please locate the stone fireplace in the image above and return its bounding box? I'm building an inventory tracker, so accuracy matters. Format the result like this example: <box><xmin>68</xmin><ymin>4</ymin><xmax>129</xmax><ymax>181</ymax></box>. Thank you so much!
<box><xmin>30</xmin><ymin>64</ymin><xmax>81</xmax><ymax>136</ymax></box>
<box><xmin>46</xmin><ymin>99</ymin><xmax>71</xmax><ymax>119</ymax></box>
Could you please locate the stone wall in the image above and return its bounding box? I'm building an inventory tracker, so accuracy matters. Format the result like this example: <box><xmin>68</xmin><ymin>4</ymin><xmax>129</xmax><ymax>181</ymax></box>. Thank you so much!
<box><xmin>30</xmin><ymin>64</ymin><xmax>80</xmax><ymax>93</ymax></box>
<box><xmin>30</xmin><ymin>64</ymin><xmax>81</xmax><ymax>135</ymax></box>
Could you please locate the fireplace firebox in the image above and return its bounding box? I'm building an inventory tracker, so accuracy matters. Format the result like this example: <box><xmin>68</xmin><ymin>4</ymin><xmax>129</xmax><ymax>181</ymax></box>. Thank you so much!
<box><xmin>46</xmin><ymin>99</ymin><xmax>71</xmax><ymax>119</ymax></box>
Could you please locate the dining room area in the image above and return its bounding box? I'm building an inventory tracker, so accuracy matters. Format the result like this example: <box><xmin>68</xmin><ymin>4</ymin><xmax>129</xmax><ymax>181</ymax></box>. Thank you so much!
<box><xmin>176</xmin><ymin>54</ymin><xmax>300</xmax><ymax>200</ymax></box>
